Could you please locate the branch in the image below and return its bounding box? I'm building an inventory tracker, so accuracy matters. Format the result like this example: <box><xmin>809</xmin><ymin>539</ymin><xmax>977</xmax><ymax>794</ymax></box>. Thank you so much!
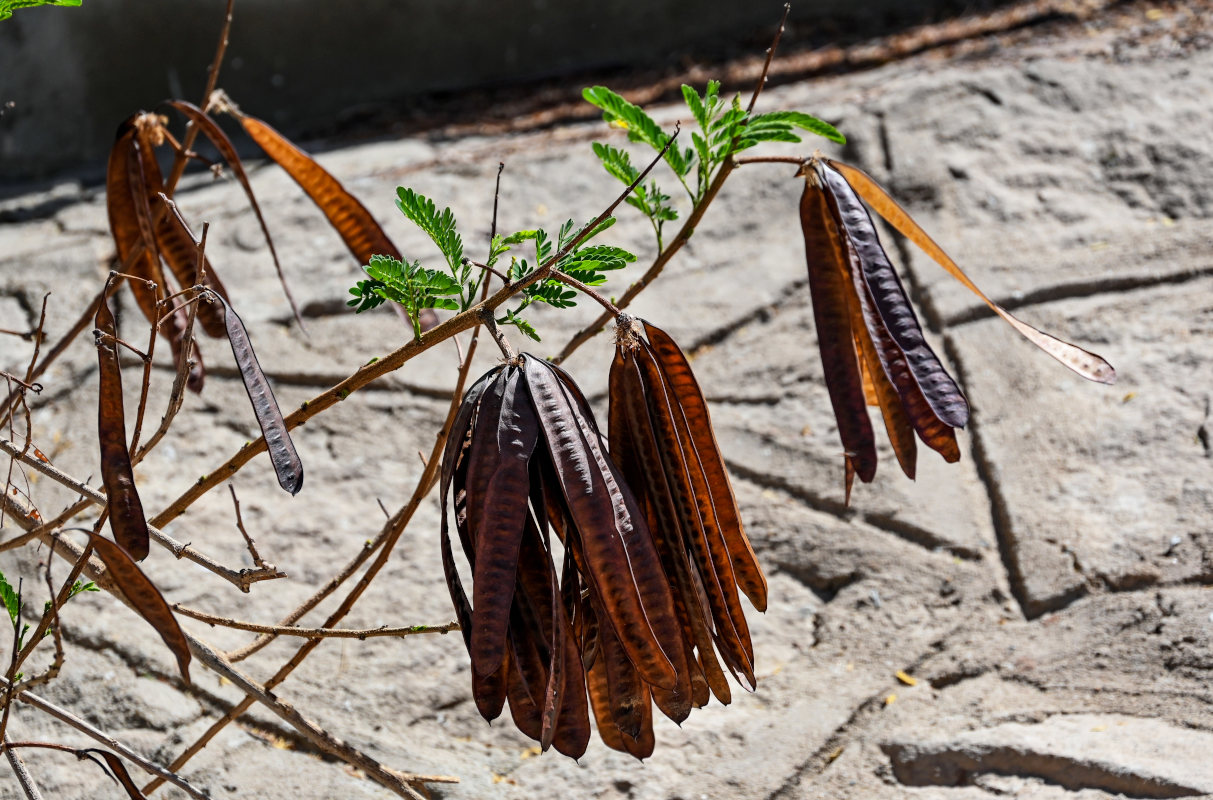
<box><xmin>6</xmin><ymin>686</ymin><xmax>211</xmax><ymax>799</ymax></box>
<box><xmin>172</xmin><ymin>605</ymin><xmax>459</xmax><ymax>640</ymax></box>
<box><xmin>0</xmin><ymin>439</ymin><xmax>284</xmax><ymax>592</ymax></box>
<box><xmin>3</xmin><ymin>736</ymin><xmax>45</xmax><ymax>800</ymax></box>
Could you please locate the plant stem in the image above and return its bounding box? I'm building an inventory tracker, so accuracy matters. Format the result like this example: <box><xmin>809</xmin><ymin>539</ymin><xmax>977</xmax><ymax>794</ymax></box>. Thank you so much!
<box><xmin>172</xmin><ymin>605</ymin><xmax>459</xmax><ymax>640</ymax></box>
<box><xmin>164</xmin><ymin>0</ymin><xmax>235</xmax><ymax>196</ymax></box>
<box><xmin>550</xmin><ymin>271</ymin><xmax>620</xmax><ymax>316</ymax></box>
<box><xmin>553</xmin><ymin>154</ymin><xmax>733</xmax><ymax>365</ymax></box>
<box><xmin>735</xmin><ymin>155</ymin><xmax>807</xmax><ymax>166</ymax></box>
<box><xmin>0</xmin><ymin>439</ymin><xmax>284</xmax><ymax>592</ymax></box>
<box><xmin>3</xmin><ymin>736</ymin><xmax>45</xmax><ymax>800</ymax></box>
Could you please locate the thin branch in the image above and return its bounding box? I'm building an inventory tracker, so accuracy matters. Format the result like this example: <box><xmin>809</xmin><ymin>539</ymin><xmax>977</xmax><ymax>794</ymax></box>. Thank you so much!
<box><xmin>480</xmin><ymin>308</ymin><xmax>518</xmax><ymax>362</ymax></box>
<box><xmin>735</xmin><ymin>155</ymin><xmax>808</xmax><ymax>166</ymax></box>
<box><xmin>548</xmin><ymin>271</ymin><xmax>620</xmax><ymax>316</ymax></box>
<box><xmin>22</xmin><ymin>295</ymin><xmax>49</xmax><ymax>385</ymax></box>
<box><xmin>553</xmin><ymin>150</ymin><xmax>734</xmax><ymax>365</ymax></box>
<box><xmin>149</xmin><ymin>280</ymin><xmax>498</xmax><ymax>790</ymax></box>
<box><xmin>0</xmin><ymin>439</ymin><xmax>284</xmax><ymax>592</ymax></box>
<box><xmin>3</xmin><ymin>735</ymin><xmax>45</xmax><ymax>800</ymax></box>
<box><xmin>164</xmin><ymin>0</ymin><xmax>235</xmax><ymax>196</ymax></box>
<box><xmin>227</xmin><ymin>483</ymin><xmax>266</xmax><ymax>568</ymax></box>
<box><xmin>465</xmin><ymin>258</ymin><xmax>509</xmax><ymax>284</ymax></box>
<box><xmin>747</xmin><ymin>2</ymin><xmax>791</xmax><ymax>114</ymax></box>
<box><xmin>7</xmin><ymin>687</ymin><xmax>211</xmax><ymax>799</ymax></box>
<box><xmin>173</xmin><ymin>605</ymin><xmax>459</xmax><ymax>640</ymax></box>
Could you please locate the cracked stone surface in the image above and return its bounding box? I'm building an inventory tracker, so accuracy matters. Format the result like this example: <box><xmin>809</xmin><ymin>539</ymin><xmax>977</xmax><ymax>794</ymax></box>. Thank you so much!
<box><xmin>1</xmin><ymin>4</ymin><xmax>1211</xmax><ymax>799</ymax></box>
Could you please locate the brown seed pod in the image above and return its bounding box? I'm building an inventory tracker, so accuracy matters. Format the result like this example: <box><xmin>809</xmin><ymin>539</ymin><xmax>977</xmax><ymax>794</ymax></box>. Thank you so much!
<box><xmin>607</xmin><ymin>316</ymin><xmax>766</xmax><ymax>721</ymax></box>
<box><xmin>210</xmin><ymin>292</ymin><xmax>304</xmax><ymax>495</ymax></box>
<box><xmin>95</xmin><ymin>289</ymin><xmax>150</xmax><ymax>562</ymax></box>
<box><xmin>223</xmin><ymin>103</ymin><xmax>437</xmax><ymax>332</ymax></box>
<box><xmin>441</xmin><ymin>354</ymin><xmax>696</xmax><ymax>759</ymax></box>
<box><xmin>795</xmin><ymin>154</ymin><xmax>1114</xmax><ymax>496</ymax></box>
<box><xmin>105</xmin><ymin>114</ymin><xmax>205</xmax><ymax>392</ymax></box>
<box><xmin>800</xmin><ymin>169</ymin><xmax>878</xmax><ymax>484</ymax></box>
<box><xmin>88</xmin><ymin>532</ymin><xmax>191</xmax><ymax>683</ymax></box>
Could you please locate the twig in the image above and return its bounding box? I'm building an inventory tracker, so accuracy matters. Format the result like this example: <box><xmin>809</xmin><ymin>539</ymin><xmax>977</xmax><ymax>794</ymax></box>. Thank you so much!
<box><xmin>8</xmin><ymin>687</ymin><xmax>210</xmax><ymax>799</ymax></box>
<box><xmin>480</xmin><ymin>308</ymin><xmax>518</xmax><ymax>362</ymax></box>
<box><xmin>21</xmin><ymin>295</ymin><xmax>49</xmax><ymax>386</ymax></box>
<box><xmin>173</xmin><ymin>605</ymin><xmax>458</xmax><ymax>640</ymax></box>
<box><xmin>747</xmin><ymin>3</ymin><xmax>790</xmax><ymax>114</ymax></box>
<box><xmin>3</xmin><ymin>735</ymin><xmax>45</xmax><ymax>800</ymax></box>
<box><xmin>149</xmin><ymin>264</ymin><xmax>504</xmax><ymax>789</ymax></box>
<box><xmin>735</xmin><ymin>155</ymin><xmax>807</xmax><ymax>166</ymax></box>
<box><xmin>549</xmin><ymin>271</ymin><xmax>620</xmax><ymax>315</ymax></box>
<box><xmin>0</xmin><ymin>439</ymin><xmax>284</xmax><ymax>592</ymax></box>
<box><xmin>553</xmin><ymin>151</ymin><xmax>733</xmax><ymax>365</ymax></box>
<box><xmin>465</xmin><ymin>258</ymin><xmax>509</xmax><ymax>284</ymax></box>
<box><xmin>227</xmin><ymin>483</ymin><xmax>266</xmax><ymax>568</ymax></box>
<box><xmin>0</xmin><ymin>504</ymin><xmax>447</xmax><ymax>799</ymax></box>
<box><xmin>147</xmin><ymin>128</ymin><xmax>676</xmax><ymax>529</ymax></box>
<box><xmin>164</xmin><ymin>0</ymin><xmax>235</xmax><ymax>196</ymax></box>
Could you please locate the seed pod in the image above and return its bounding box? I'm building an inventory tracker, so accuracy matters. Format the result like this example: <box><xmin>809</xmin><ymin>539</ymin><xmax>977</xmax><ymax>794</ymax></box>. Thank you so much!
<box><xmin>95</xmin><ymin>290</ymin><xmax>150</xmax><ymax>561</ymax></box>
<box><xmin>88</xmin><ymin>532</ymin><xmax>191</xmax><ymax>682</ymax></box>
<box><xmin>441</xmin><ymin>354</ymin><xmax>701</xmax><ymax>758</ymax></box>
<box><xmin>800</xmin><ymin>170</ymin><xmax>878</xmax><ymax>484</ymax></box>
<box><xmin>106</xmin><ymin>115</ymin><xmax>205</xmax><ymax>392</ymax></box>
<box><xmin>211</xmin><ymin>292</ymin><xmax>303</xmax><ymax>495</ymax></box>
<box><xmin>825</xmin><ymin>159</ymin><xmax>1115</xmax><ymax>385</ymax></box>
<box><xmin>818</xmin><ymin>161</ymin><xmax>969</xmax><ymax>429</ymax></box>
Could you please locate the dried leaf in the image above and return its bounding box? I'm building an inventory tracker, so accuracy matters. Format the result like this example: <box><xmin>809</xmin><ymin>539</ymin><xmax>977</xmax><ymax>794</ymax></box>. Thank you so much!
<box><xmin>88</xmin><ymin>532</ymin><xmax>191</xmax><ymax>682</ymax></box>
<box><xmin>76</xmin><ymin>749</ymin><xmax>148</xmax><ymax>799</ymax></box>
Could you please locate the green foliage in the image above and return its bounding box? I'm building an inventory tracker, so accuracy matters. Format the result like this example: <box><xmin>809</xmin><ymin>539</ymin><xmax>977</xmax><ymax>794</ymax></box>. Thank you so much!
<box><xmin>0</xmin><ymin>570</ymin><xmax>18</xmax><ymax>625</ymax></box>
<box><xmin>496</xmin><ymin>217</ymin><xmax>635</xmax><ymax>339</ymax></box>
<box><xmin>0</xmin><ymin>0</ymin><xmax>80</xmax><ymax>22</ymax></box>
<box><xmin>583</xmin><ymin>86</ymin><xmax>693</xmax><ymax>178</ymax></box>
<box><xmin>396</xmin><ymin>188</ymin><xmax>464</xmax><ymax>274</ymax></box>
<box><xmin>67</xmin><ymin>580</ymin><xmax>99</xmax><ymax>600</ymax></box>
<box><xmin>586</xmin><ymin>80</ymin><xmax>846</xmax><ymax>246</ymax></box>
<box><xmin>348</xmin><ymin>255</ymin><xmax>462</xmax><ymax>340</ymax></box>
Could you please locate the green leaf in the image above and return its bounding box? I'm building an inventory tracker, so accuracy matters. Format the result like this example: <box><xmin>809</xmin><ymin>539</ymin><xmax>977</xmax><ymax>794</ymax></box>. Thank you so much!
<box><xmin>583</xmin><ymin>86</ymin><xmax>691</xmax><ymax>176</ymax></box>
<box><xmin>749</xmin><ymin>111</ymin><xmax>846</xmax><ymax>144</ymax></box>
<box><xmin>0</xmin><ymin>571</ymin><xmax>18</xmax><ymax>625</ymax></box>
<box><xmin>681</xmin><ymin>85</ymin><xmax>708</xmax><ymax>132</ymax></box>
<box><xmin>0</xmin><ymin>0</ymin><xmax>81</xmax><ymax>22</ymax></box>
<box><xmin>500</xmin><ymin>310</ymin><xmax>541</xmax><ymax>342</ymax></box>
<box><xmin>348</xmin><ymin>254</ymin><xmax>465</xmax><ymax>330</ymax></box>
<box><xmin>395</xmin><ymin>187</ymin><xmax>464</xmax><ymax>274</ymax></box>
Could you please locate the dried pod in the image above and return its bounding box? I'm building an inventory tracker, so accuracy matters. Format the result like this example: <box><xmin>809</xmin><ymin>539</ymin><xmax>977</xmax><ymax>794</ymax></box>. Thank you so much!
<box><xmin>441</xmin><ymin>354</ymin><xmax>691</xmax><ymax>758</ymax></box>
<box><xmin>211</xmin><ymin>292</ymin><xmax>303</xmax><ymax>495</ymax></box>
<box><xmin>105</xmin><ymin>114</ymin><xmax>205</xmax><ymax>392</ymax></box>
<box><xmin>220</xmin><ymin>100</ymin><xmax>437</xmax><ymax>332</ymax></box>
<box><xmin>88</xmin><ymin>532</ymin><xmax>191</xmax><ymax>682</ymax></box>
<box><xmin>798</xmin><ymin>156</ymin><xmax>1115</xmax><ymax>497</ymax></box>
<box><xmin>608</xmin><ymin>316</ymin><xmax>766</xmax><ymax>722</ymax></box>
<box><xmin>95</xmin><ymin>289</ymin><xmax>150</xmax><ymax>561</ymax></box>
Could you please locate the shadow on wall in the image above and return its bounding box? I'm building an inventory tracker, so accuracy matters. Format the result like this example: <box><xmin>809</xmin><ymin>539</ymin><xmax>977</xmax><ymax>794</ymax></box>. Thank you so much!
<box><xmin>0</xmin><ymin>0</ymin><xmax>1014</xmax><ymax>182</ymax></box>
